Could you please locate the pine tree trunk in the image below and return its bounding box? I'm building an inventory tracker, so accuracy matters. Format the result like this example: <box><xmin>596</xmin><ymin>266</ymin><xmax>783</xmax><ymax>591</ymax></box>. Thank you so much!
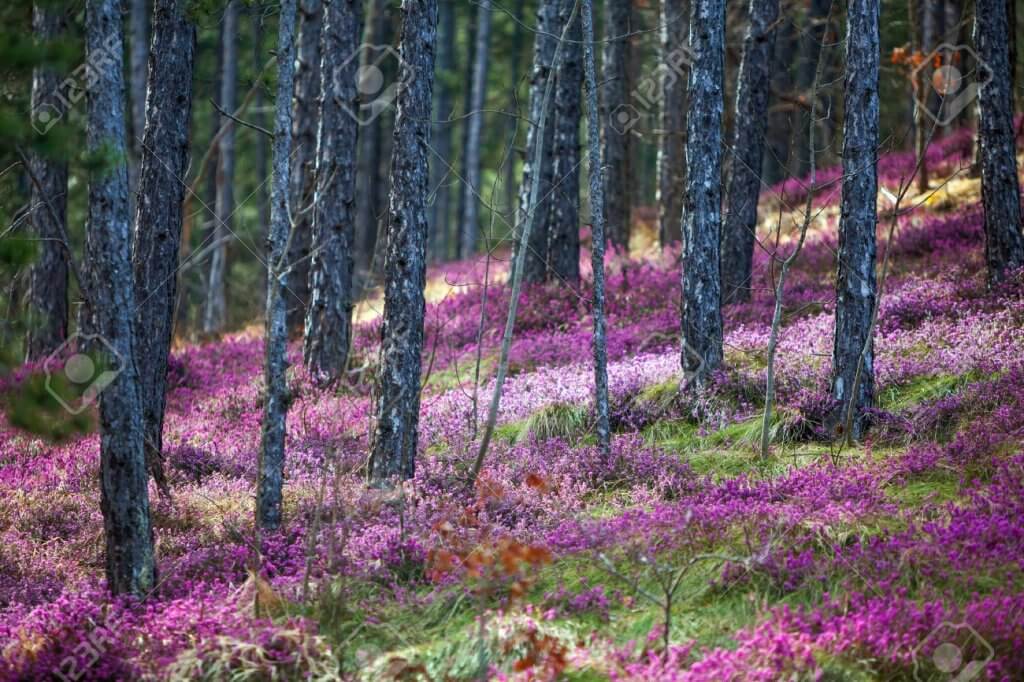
<box><xmin>251</xmin><ymin>6</ymin><xmax>270</xmax><ymax>240</ymax></box>
<box><xmin>128</xmin><ymin>0</ymin><xmax>149</xmax><ymax>196</ymax></box>
<box><xmin>720</xmin><ymin>0</ymin><xmax>778</xmax><ymax>305</ymax></box>
<box><xmin>303</xmin><ymin>0</ymin><xmax>363</xmax><ymax>387</ymax></box>
<box><xmin>286</xmin><ymin>0</ymin><xmax>322</xmax><ymax>332</ymax></box>
<box><xmin>762</xmin><ymin>15</ymin><xmax>794</xmax><ymax>187</ymax></box>
<box><xmin>368</xmin><ymin>0</ymin><xmax>437</xmax><ymax>483</ymax></box>
<box><xmin>429</xmin><ymin>0</ymin><xmax>456</xmax><ymax>261</ymax></box>
<box><xmin>457</xmin><ymin>0</ymin><xmax>492</xmax><ymax>260</ymax></box>
<box><xmin>581</xmin><ymin>0</ymin><xmax>610</xmax><ymax>455</ymax></box>
<box><xmin>520</xmin><ymin>0</ymin><xmax>561</xmax><ymax>284</ymax></box>
<box><xmin>355</xmin><ymin>0</ymin><xmax>389</xmax><ymax>284</ymax></box>
<box><xmin>830</xmin><ymin>0</ymin><xmax>879</xmax><ymax>440</ymax></box>
<box><xmin>681</xmin><ymin>0</ymin><xmax>725</xmax><ymax>387</ymax></box>
<box><xmin>25</xmin><ymin>3</ymin><xmax>69</xmax><ymax>361</ymax></box>
<box><xmin>203</xmin><ymin>0</ymin><xmax>239</xmax><ymax>335</ymax></box>
<box><xmin>86</xmin><ymin>0</ymin><xmax>155</xmax><ymax>596</ymax></box>
<box><xmin>601</xmin><ymin>0</ymin><xmax>634</xmax><ymax>251</ymax></box>
<box><xmin>794</xmin><ymin>0</ymin><xmax>828</xmax><ymax>177</ymax></box>
<box><xmin>257</xmin><ymin>0</ymin><xmax>298</xmax><ymax>530</ymax></box>
<box><xmin>657</xmin><ymin>0</ymin><xmax>687</xmax><ymax>249</ymax></box>
<box><xmin>131</xmin><ymin>0</ymin><xmax>196</xmax><ymax>494</ymax></box>
<box><xmin>547</xmin><ymin>0</ymin><xmax>582</xmax><ymax>283</ymax></box>
<box><xmin>504</xmin><ymin>1</ymin><xmax>525</xmax><ymax>219</ymax></box>
<box><xmin>454</xmin><ymin>0</ymin><xmax>478</xmax><ymax>259</ymax></box>
<box><xmin>975</xmin><ymin>0</ymin><xmax>1024</xmax><ymax>283</ymax></box>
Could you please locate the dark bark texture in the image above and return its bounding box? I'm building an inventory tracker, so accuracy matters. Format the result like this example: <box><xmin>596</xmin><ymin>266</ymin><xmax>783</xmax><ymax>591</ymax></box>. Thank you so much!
<box><xmin>86</xmin><ymin>0</ymin><xmax>155</xmax><ymax>596</ymax></box>
<box><xmin>303</xmin><ymin>0</ymin><xmax>363</xmax><ymax>387</ymax></box>
<box><xmin>286</xmin><ymin>0</ymin><xmax>322</xmax><ymax>331</ymax></box>
<box><xmin>794</xmin><ymin>0</ymin><xmax>828</xmax><ymax>177</ymax></box>
<box><xmin>681</xmin><ymin>0</ymin><xmax>725</xmax><ymax>386</ymax></box>
<box><xmin>720</xmin><ymin>0</ymin><xmax>778</xmax><ymax>305</ymax></box>
<box><xmin>131</xmin><ymin>0</ymin><xmax>196</xmax><ymax>493</ymax></box>
<box><xmin>830</xmin><ymin>0</ymin><xmax>879</xmax><ymax>439</ymax></box>
<box><xmin>369</xmin><ymin>0</ymin><xmax>437</xmax><ymax>483</ymax></box>
<box><xmin>601</xmin><ymin>0</ymin><xmax>634</xmax><ymax>251</ymax></box>
<box><xmin>25</xmin><ymin>4</ymin><xmax>69</xmax><ymax>361</ymax></box>
<box><xmin>762</xmin><ymin>14</ymin><xmax>794</xmax><ymax>187</ymax></box>
<box><xmin>974</xmin><ymin>0</ymin><xmax>1024</xmax><ymax>283</ymax></box>
<box><xmin>457</xmin><ymin>0</ymin><xmax>492</xmax><ymax>260</ymax></box>
<box><xmin>519</xmin><ymin>0</ymin><xmax>562</xmax><ymax>284</ymax></box>
<box><xmin>547</xmin><ymin>0</ymin><xmax>582</xmax><ymax>283</ymax></box>
<box><xmin>581</xmin><ymin>0</ymin><xmax>610</xmax><ymax>455</ymax></box>
<box><xmin>657</xmin><ymin>0</ymin><xmax>687</xmax><ymax>249</ymax></box>
<box><xmin>203</xmin><ymin>0</ymin><xmax>239</xmax><ymax>334</ymax></box>
<box><xmin>258</xmin><ymin>0</ymin><xmax>298</xmax><ymax>530</ymax></box>
<box><xmin>429</xmin><ymin>0</ymin><xmax>456</xmax><ymax>260</ymax></box>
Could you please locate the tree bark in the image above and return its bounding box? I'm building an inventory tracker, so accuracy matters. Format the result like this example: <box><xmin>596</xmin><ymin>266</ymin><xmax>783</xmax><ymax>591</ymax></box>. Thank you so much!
<box><xmin>25</xmin><ymin>3</ymin><xmax>69</xmax><ymax>361</ymax></box>
<box><xmin>368</xmin><ymin>0</ymin><xmax>437</xmax><ymax>484</ymax></box>
<box><xmin>546</xmin><ymin>0</ymin><xmax>582</xmax><ymax>283</ymax></box>
<box><xmin>581</xmin><ymin>0</ymin><xmax>610</xmax><ymax>456</ymax></box>
<box><xmin>681</xmin><ymin>0</ymin><xmax>725</xmax><ymax>387</ymax></box>
<box><xmin>520</xmin><ymin>0</ymin><xmax>561</xmax><ymax>284</ymax></box>
<box><xmin>793</xmin><ymin>0</ymin><xmax>828</xmax><ymax>177</ymax></box>
<box><xmin>286</xmin><ymin>0</ymin><xmax>322</xmax><ymax>332</ymax></box>
<box><xmin>457</xmin><ymin>0</ymin><xmax>492</xmax><ymax>261</ymax></box>
<box><xmin>504</xmin><ymin>1</ymin><xmax>525</xmax><ymax>219</ymax></box>
<box><xmin>429</xmin><ymin>0</ymin><xmax>456</xmax><ymax>261</ymax></box>
<box><xmin>86</xmin><ymin>0</ymin><xmax>155</xmax><ymax>596</ymax></box>
<box><xmin>720</xmin><ymin>0</ymin><xmax>778</xmax><ymax>305</ymax></box>
<box><xmin>128</xmin><ymin>0</ymin><xmax>149</xmax><ymax>199</ymax></box>
<box><xmin>303</xmin><ymin>0</ymin><xmax>363</xmax><ymax>387</ymax></box>
<box><xmin>975</xmin><ymin>0</ymin><xmax>1024</xmax><ymax>283</ymax></box>
<box><xmin>257</xmin><ymin>0</ymin><xmax>298</xmax><ymax>530</ymax></box>
<box><xmin>657</xmin><ymin>0</ymin><xmax>687</xmax><ymax>249</ymax></box>
<box><xmin>203</xmin><ymin>0</ymin><xmax>240</xmax><ymax>335</ymax></box>
<box><xmin>601</xmin><ymin>0</ymin><xmax>634</xmax><ymax>251</ymax></box>
<box><xmin>354</xmin><ymin>0</ymin><xmax>389</xmax><ymax>286</ymax></box>
<box><xmin>131</xmin><ymin>0</ymin><xmax>196</xmax><ymax>494</ymax></box>
<box><xmin>830</xmin><ymin>0</ymin><xmax>879</xmax><ymax>440</ymax></box>
<box><xmin>762</xmin><ymin>14</ymin><xmax>794</xmax><ymax>187</ymax></box>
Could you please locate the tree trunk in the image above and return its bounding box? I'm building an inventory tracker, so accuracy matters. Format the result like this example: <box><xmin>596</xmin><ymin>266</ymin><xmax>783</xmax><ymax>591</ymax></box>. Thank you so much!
<box><xmin>286</xmin><ymin>0</ymin><xmax>322</xmax><ymax>332</ymax></box>
<box><xmin>762</xmin><ymin>13</ymin><xmax>794</xmax><ymax>187</ymax></box>
<box><xmin>368</xmin><ymin>0</ymin><xmax>437</xmax><ymax>484</ymax></box>
<box><xmin>86</xmin><ymin>0</ymin><xmax>155</xmax><ymax>596</ymax></box>
<box><xmin>25</xmin><ymin>3</ymin><xmax>69</xmax><ymax>361</ymax></box>
<box><xmin>454</xmin><ymin>0</ymin><xmax>478</xmax><ymax>259</ymax></box>
<box><xmin>131</xmin><ymin>0</ymin><xmax>196</xmax><ymax>494</ymax></box>
<box><xmin>504</xmin><ymin>1</ymin><xmax>525</xmax><ymax>219</ymax></box>
<box><xmin>257</xmin><ymin>0</ymin><xmax>298</xmax><ymax>530</ymax></box>
<box><xmin>303</xmin><ymin>0</ymin><xmax>363</xmax><ymax>387</ymax></box>
<box><xmin>581</xmin><ymin>0</ymin><xmax>610</xmax><ymax>456</ymax></box>
<box><xmin>354</xmin><ymin>0</ymin><xmax>389</xmax><ymax>286</ymax></box>
<box><xmin>720</xmin><ymin>0</ymin><xmax>778</xmax><ymax>305</ymax></box>
<box><xmin>547</xmin><ymin>0</ymin><xmax>582</xmax><ymax>283</ymax></box>
<box><xmin>429</xmin><ymin>0</ymin><xmax>456</xmax><ymax>261</ymax></box>
<box><xmin>975</xmin><ymin>0</ymin><xmax>1024</xmax><ymax>283</ymax></box>
<box><xmin>681</xmin><ymin>0</ymin><xmax>725</xmax><ymax>387</ymax></box>
<box><xmin>128</xmin><ymin>0</ymin><xmax>149</xmax><ymax>199</ymax></box>
<box><xmin>830</xmin><ymin>0</ymin><xmax>879</xmax><ymax>440</ymax></box>
<box><xmin>519</xmin><ymin>0</ymin><xmax>561</xmax><ymax>284</ymax></box>
<box><xmin>251</xmin><ymin>5</ymin><xmax>270</xmax><ymax>242</ymax></box>
<box><xmin>203</xmin><ymin>0</ymin><xmax>239</xmax><ymax>335</ymax></box>
<box><xmin>794</xmin><ymin>0</ymin><xmax>828</xmax><ymax>177</ymax></box>
<box><xmin>457</xmin><ymin>0</ymin><xmax>492</xmax><ymax>261</ymax></box>
<box><xmin>657</xmin><ymin>0</ymin><xmax>687</xmax><ymax>249</ymax></box>
<box><xmin>601</xmin><ymin>0</ymin><xmax>634</xmax><ymax>251</ymax></box>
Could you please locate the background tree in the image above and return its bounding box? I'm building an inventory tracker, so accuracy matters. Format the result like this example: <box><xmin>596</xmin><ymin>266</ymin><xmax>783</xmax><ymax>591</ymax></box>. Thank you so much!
<box><xmin>681</xmin><ymin>0</ymin><xmax>725</xmax><ymax>386</ymax></box>
<box><xmin>657</xmin><ymin>0</ymin><xmax>687</xmax><ymax>249</ymax></box>
<box><xmin>203</xmin><ymin>0</ymin><xmax>239</xmax><ymax>335</ymax></box>
<box><xmin>429</xmin><ymin>0</ymin><xmax>456</xmax><ymax>261</ymax></box>
<box><xmin>602</xmin><ymin>0</ymin><xmax>634</xmax><ymax>251</ymax></box>
<box><xmin>457</xmin><ymin>0</ymin><xmax>491</xmax><ymax>260</ymax></box>
<box><xmin>720</xmin><ymin>0</ymin><xmax>779</xmax><ymax>305</ymax></box>
<box><xmin>975</xmin><ymin>0</ymin><xmax>1024</xmax><ymax>283</ymax></box>
<box><xmin>368</xmin><ymin>0</ymin><xmax>437</xmax><ymax>483</ymax></box>
<box><xmin>304</xmin><ymin>0</ymin><xmax>363</xmax><ymax>387</ymax></box>
<box><xmin>831</xmin><ymin>0</ymin><xmax>879</xmax><ymax>440</ymax></box>
<box><xmin>128</xmin><ymin>0</ymin><xmax>149</xmax><ymax>195</ymax></box>
<box><xmin>286</xmin><ymin>0</ymin><xmax>322</xmax><ymax>332</ymax></box>
<box><xmin>131</xmin><ymin>0</ymin><xmax>196</xmax><ymax>493</ymax></box>
<box><xmin>24</xmin><ymin>2</ymin><xmax>69</xmax><ymax>361</ymax></box>
<box><xmin>86</xmin><ymin>0</ymin><xmax>155</xmax><ymax>595</ymax></box>
<box><xmin>257</xmin><ymin>0</ymin><xmax>298</xmax><ymax>530</ymax></box>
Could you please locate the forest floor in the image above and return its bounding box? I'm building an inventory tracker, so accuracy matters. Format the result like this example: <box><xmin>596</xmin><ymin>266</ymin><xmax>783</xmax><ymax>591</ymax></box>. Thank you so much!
<box><xmin>2</xmin><ymin>128</ymin><xmax>1024</xmax><ymax>680</ymax></box>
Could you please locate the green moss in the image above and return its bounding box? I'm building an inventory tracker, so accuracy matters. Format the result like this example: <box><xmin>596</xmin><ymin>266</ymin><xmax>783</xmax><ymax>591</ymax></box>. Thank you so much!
<box><xmin>877</xmin><ymin>372</ymin><xmax>973</xmax><ymax>411</ymax></box>
<box><xmin>499</xmin><ymin>402</ymin><xmax>590</xmax><ymax>445</ymax></box>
